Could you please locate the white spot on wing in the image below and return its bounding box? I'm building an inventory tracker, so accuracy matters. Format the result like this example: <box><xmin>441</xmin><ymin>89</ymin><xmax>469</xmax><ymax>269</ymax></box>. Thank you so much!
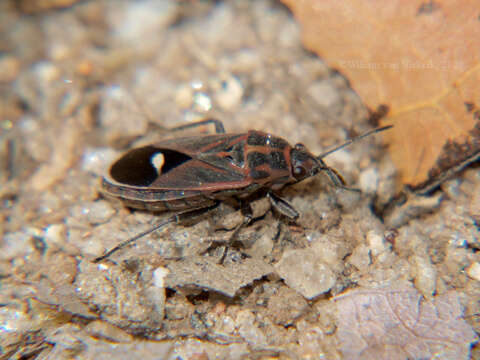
<box><xmin>151</xmin><ymin>152</ymin><xmax>165</xmax><ymax>174</ymax></box>
<box><xmin>266</xmin><ymin>134</ymin><xmax>272</xmax><ymax>145</ymax></box>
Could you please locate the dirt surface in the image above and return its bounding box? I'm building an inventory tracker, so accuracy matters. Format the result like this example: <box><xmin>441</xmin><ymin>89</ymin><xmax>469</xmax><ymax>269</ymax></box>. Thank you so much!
<box><xmin>1</xmin><ymin>1</ymin><xmax>479</xmax><ymax>359</ymax></box>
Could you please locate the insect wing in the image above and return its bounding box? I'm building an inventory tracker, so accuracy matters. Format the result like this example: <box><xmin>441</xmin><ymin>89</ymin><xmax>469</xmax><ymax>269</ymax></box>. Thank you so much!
<box><xmin>157</xmin><ymin>133</ymin><xmax>244</xmax><ymax>156</ymax></box>
<box><xmin>149</xmin><ymin>157</ymin><xmax>249</xmax><ymax>190</ymax></box>
<box><xmin>106</xmin><ymin>133</ymin><xmax>251</xmax><ymax>192</ymax></box>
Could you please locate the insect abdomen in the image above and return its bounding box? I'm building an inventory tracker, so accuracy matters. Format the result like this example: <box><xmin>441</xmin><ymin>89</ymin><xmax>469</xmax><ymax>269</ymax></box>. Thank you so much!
<box><xmin>101</xmin><ymin>178</ymin><xmax>216</xmax><ymax>211</ymax></box>
<box><xmin>110</xmin><ymin>195</ymin><xmax>216</xmax><ymax>211</ymax></box>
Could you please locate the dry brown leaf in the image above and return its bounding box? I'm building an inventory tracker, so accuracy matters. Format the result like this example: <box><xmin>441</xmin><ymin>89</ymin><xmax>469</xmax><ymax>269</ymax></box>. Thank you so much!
<box><xmin>282</xmin><ymin>0</ymin><xmax>480</xmax><ymax>189</ymax></box>
<box><xmin>334</xmin><ymin>288</ymin><xmax>478</xmax><ymax>360</ymax></box>
<box><xmin>16</xmin><ymin>0</ymin><xmax>81</xmax><ymax>13</ymax></box>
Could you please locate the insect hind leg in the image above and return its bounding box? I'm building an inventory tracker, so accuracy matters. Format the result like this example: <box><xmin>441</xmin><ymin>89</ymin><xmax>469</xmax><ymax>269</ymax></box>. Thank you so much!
<box><xmin>168</xmin><ymin>118</ymin><xmax>226</xmax><ymax>134</ymax></box>
<box><xmin>215</xmin><ymin>200</ymin><xmax>253</xmax><ymax>264</ymax></box>
<box><xmin>94</xmin><ymin>203</ymin><xmax>219</xmax><ymax>263</ymax></box>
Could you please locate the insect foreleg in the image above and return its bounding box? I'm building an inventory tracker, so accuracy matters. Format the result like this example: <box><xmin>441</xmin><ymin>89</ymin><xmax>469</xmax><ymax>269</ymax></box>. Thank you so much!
<box><xmin>316</xmin><ymin>160</ymin><xmax>361</xmax><ymax>193</ymax></box>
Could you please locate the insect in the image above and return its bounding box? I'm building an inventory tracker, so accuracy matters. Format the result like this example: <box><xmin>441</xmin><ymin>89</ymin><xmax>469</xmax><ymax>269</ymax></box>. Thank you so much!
<box><xmin>95</xmin><ymin>119</ymin><xmax>392</xmax><ymax>262</ymax></box>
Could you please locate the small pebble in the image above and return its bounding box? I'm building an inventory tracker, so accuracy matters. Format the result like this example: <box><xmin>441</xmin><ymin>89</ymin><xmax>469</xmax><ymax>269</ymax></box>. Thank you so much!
<box><xmin>85</xmin><ymin>320</ymin><xmax>133</xmax><ymax>343</ymax></box>
<box><xmin>307</xmin><ymin>80</ymin><xmax>340</xmax><ymax>108</ymax></box>
<box><xmin>275</xmin><ymin>248</ymin><xmax>336</xmax><ymax>299</ymax></box>
<box><xmin>325</xmin><ymin>148</ymin><xmax>354</xmax><ymax>173</ymax></box>
<box><xmin>213</xmin><ymin>74</ymin><xmax>244</xmax><ymax>110</ymax></box>
<box><xmin>69</xmin><ymin>201</ymin><xmax>115</xmax><ymax>225</ymax></box>
<box><xmin>108</xmin><ymin>0</ymin><xmax>178</xmax><ymax>41</ymax></box>
<box><xmin>347</xmin><ymin>244</ymin><xmax>371</xmax><ymax>271</ymax></box>
<box><xmin>191</xmin><ymin>79</ymin><xmax>204</xmax><ymax>90</ymax></box>
<box><xmin>278</xmin><ymin>21</ymin><xmax>300</xmax><ymax>48</ymax></box>
<box><xmin>466</xmin><ymin>262</ymin><xmax>480</xmax><ymax>282</ymax></box>
<box><xmin>85</xmin><ymin>201</ymin><xmax>116</xmax><ymax>225</ymax></box>
<box><xmin>153</xmin><ymin>267</ymin><xmax>170</xmax><ymax>288</ymax></box>
<box><xmin>1</xmin><ymin>231</ymin><xmax>34</xmax><ymax>260</ymax></box>
<box><xmin>192</xmin><ymin>92</ymin><xmax>212</xmax><ymax>112</ymax></box>
<box><xmin>220</xmin><ymin>316</ymin><xmax>236</xmax><ymax>334</ymax></box>
<box><xmin>33</xmin><ymin>61</ymin><xmax>61</xmax><ymax>86</ymax></box>
<box><xmin>413</xmin><ymin>255</ymin><xmax>437</xmax><ymax>296</ymax></box>
<box><xmin>441</xmin><ymin>178</ymin><xmax>461</xmax><ymax>199</ymax></box>
<box><xmin>100</xmin><ymin>86</ymin><xmax>149</xmax><ymax>140</ymax></box>
<box><xmin>44</xmin><ymin>223</ymin><xmax>67</xmax><ymax>246</ymax></box>
<box><xmin>230</xmin><ymin>49</ymin><xmax>261</xmax><ymax>72</ymax></box>
<box><xmin>82</xmin><ymin>147</ymin><xmax>119</xmax><ymax>177</ymax></box>
<box><xmin>0</xmin><ymin>304</ymin><xmax>30</xmax><ymax>333</ymax></box>
<box><xmin>77</xmin><ymin>237</ymin><xmax>106</xmax><ymax>258</ymax></box>
<box><xmin>359</xmin><ymin>167</ymin><xmax>380</xmax><ymax>194</ymax></box>
<box><xmin>145</xmin><ymin>285</ymin><xmax>166</xmax><ymax>318</ymax></box>
<box><xmin>367</xmin><ymin>230</ymin><xmax>389</xmax><ymax>256</ymax></box>
<box><xmin>175</xmin><ymin>84</ymin><xmax>194</xmax><ymax>109</ymax></box>
<box><xmin>236</xmin><ymin>310</ymin><xmax>267</xmax><ymax>346</ymax></box>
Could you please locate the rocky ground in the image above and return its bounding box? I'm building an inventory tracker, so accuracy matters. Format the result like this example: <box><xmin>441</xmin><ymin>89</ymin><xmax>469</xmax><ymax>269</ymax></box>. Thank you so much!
<box><xmin>1</xmin><ymin>1</ymin><xmax>478</xmax><ymax>359</ymax></box>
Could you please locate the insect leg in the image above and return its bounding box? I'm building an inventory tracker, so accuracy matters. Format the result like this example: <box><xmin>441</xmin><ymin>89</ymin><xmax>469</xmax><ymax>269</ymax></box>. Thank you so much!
<box><xmin>168</xmin><ymin>118</ymin><xmax>226</xmax><ymax>134</ymax></box>
<box><xmin>219</xmin><ymin>201</ymin><xmax>253</xmax><ymax>264</ymax></box>
<box><xmin>94</xmin><ymin>204</ymin><xmax>218</xmax><ymax>263</ymax></box>
<box><xmin>267</xmin><ymin>192</ymin><xmax>299</xmax><ymax>220</ymax></box>
<box><xmin>313</xmin><ymin>125</ymin><xmax>393</xmax><ymax>192</ymax></box>
<box><xmin>317</xmin><ymin>159</ymin><xmax>361</xmax><ymax>192</ymax></box>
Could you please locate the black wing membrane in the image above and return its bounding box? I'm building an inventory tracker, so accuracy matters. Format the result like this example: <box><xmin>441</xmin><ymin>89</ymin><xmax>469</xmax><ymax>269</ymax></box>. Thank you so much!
<box><xmin>109</xmin><ymin>147</ymin><xmax>248</xmax><ymax>190</ymax></box>
<box><xmin>109</xmin><ymin>132</ymin><xmax>249</xmax><ymax>190</ymax></box>
<box><xmin>109</xmin><ymin>146</ymin><xmax>192</xmax><ymax>187</ymax></box>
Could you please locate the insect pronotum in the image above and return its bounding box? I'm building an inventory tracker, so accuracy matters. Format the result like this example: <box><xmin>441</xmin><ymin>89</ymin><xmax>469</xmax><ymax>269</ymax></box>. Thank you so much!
<box><xmin>95</xmin><ymin>119</ymin><xmax>392</xmax><ymax>262</ymax></box>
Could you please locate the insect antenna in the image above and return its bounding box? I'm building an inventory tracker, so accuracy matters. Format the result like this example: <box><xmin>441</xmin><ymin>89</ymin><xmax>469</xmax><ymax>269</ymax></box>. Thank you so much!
<box><xmin>317</xmin><ymin>125</ymin><xmax>393</xmax><ymax>160</ymax></box>
<box><xmin>315</xmin><ymin>125</ymin><xmax>393</xmax><ymax>191</ymax></box>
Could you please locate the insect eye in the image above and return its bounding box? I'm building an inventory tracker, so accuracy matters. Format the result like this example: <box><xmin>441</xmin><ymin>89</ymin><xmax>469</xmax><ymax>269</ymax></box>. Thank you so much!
<box><xmin>294</xmin><ymin>143</ymin><xmax>306</xmax><ymax>151</ymax></box>
<box><xmin>294</xmin><ymin>165</ymin><xmax>307</xmax><ymax>177</ymax></box>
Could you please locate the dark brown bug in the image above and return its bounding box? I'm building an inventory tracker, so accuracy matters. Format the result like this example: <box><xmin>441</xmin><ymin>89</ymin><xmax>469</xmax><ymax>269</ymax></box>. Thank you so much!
<box><xmin>96</xmin><ymin>119</ymin><xmax>392</xmax><ymax>262</ymax></box>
